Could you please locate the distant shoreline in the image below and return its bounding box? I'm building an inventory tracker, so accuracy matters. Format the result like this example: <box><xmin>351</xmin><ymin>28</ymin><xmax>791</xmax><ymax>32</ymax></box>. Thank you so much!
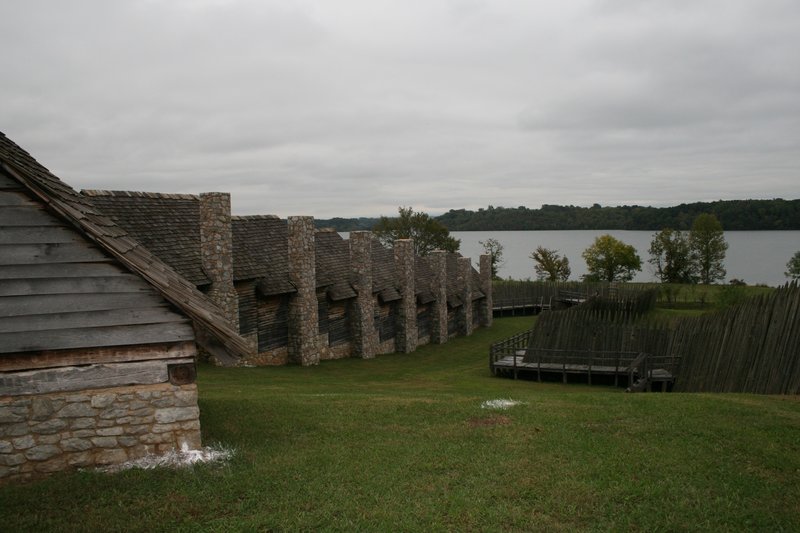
<box><xmin>317</xmin><ymin>198</ymin><xmax>800</xmax><ymax>232</ymax></box>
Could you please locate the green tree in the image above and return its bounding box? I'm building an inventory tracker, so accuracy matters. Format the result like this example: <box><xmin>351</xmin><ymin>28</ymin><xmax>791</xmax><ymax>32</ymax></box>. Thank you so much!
<box><xmin>648</xmin><ymin>228</ymin><xmax>695</xmax><ymax>283</ymax></box>
<box><xmin>582</xmin><ymin>235</ymin><xmax>642</xmax><ymax>282</ymax></box>
<box><xmin>372</xmin><ymin>206</ymin><xmax>460</xmax><ymax>256</ymax></box>
<box><xmin>530</xmin><ymin>246</ymin><xmax>571</xmax><ymax>281</ymax></box>
<box><xmin>479</xmin><ymin>238</ymin><xmax>504</xmax><ymax>280</ymax></box>
<box><xmin>786</xmin><ymin>251</ymin><xmax>800</xmax><ymax>280</ymax></box>
<box><xmin>689</xmin><ymin>213</ymin><xmax>728</xmax><ymax>284</ymax></box>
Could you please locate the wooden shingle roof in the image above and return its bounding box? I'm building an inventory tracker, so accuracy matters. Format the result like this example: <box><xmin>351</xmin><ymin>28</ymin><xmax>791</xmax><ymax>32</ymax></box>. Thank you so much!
<box><xmin>370</xmin><ymin>240</ymin><xmax>401</xmax><ymax>302</ymax></box>
<box><xmin>82</xmin><ymin>190</ymin><xmax>209</xmax><ymax>286</ymax></box>
<box><xmin>315</xmin><ymin>229</ymin><xmax>356</xmax><ymax>300</ymax></box>
<box><xmin>232</xmin><ymin>215</ymin><xmax>295</xmax><ymax>296</ymax></box>
<box><xmin>0</xmin><ymin>132</ymin><xmax>251</xmax><ymax>363</ymax></box>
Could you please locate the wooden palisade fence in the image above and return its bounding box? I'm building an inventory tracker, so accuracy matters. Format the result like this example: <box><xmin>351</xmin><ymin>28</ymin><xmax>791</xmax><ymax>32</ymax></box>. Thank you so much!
<box><xmin>672</xmin><ymin>282</ymin><xmax>800</xmax><ymax>394</ymax></box>
<box><xmin>492</xmin><ymin>280</ymin><xmax>657</xmax><ymax>316</ymax></box>
<box><xmin>494</xmin><ymin>282</ymin><xmax>800</xmax><ymax>394</ymax></box>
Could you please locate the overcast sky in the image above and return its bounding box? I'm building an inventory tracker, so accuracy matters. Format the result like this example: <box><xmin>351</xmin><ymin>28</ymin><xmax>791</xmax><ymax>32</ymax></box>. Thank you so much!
<box><xmin>2</xmin><ymin>0</ymin><xmax>798</xmax><ymax>218</ymax></box>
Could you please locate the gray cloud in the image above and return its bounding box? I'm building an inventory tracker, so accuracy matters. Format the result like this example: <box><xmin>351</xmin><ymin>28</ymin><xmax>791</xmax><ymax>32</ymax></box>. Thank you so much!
<box><xmin>1</xmin><ymin>0</ymin><xmax>798</xmax><ymax>217</ymax></box>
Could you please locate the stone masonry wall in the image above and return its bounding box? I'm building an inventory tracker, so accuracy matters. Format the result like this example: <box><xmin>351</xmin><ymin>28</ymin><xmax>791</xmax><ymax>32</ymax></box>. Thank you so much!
<box><xmin>247</xmin><ymin>346</ymin><xmax>289</xmax><ymax>366</ymax></box>
<box><xmin>199</xmin><ymin>192</ymin><xmax>239</xmax><ymax>330</ymax></box>
<box><xmin>458</xmin><ymin>257</ymin><xmax>473</xmax><ymax>336</ymax></box>
<box><xmin>479</xmin><ymin>254</ymin><xmax>493</xmax><ymax>328</ymax></box>
<box><xmin>0</xmin><ymin>382</ymin><xmax>201</xmax><ymax>484</ymax></box>
<box><xmin>394</xmin><ymin>239</ymin><xmax>417</xmax><ymax>353</ymax></box>
<box><xmin>349</xmin><ymin>231</ymin><xmax>378</xmax><ymax>359</ymax></box>
<box><xmin>430</xmin><ymin>251</ymin><xmax>449</xmax><ymax>344</ymax></box>
<box><xmin>287</xmin><ymin>216</ymin><xmax>319</xmax><ymax>366</ymax></box>
<box><xmin>318</xmin><ymin>336</ymin><xmax>352</xmax><ymax>360</ymax></box>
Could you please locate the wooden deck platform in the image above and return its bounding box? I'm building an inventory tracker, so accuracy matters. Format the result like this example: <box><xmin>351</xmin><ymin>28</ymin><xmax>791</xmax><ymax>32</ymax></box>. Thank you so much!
<box><xmin>493</xmin><ymin>296</ymin><xmax>552</xmax><ymax>316</ymax></box>
<box><xmin>489</xmin><ymin>338</ymin><xmax>679</xmax><ymax>392</ymax></box>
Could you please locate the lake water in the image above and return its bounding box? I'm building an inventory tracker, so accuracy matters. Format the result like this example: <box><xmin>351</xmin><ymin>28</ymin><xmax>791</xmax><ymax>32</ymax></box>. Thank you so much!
<box><xmin>453</xmin><ymin>230</ymin><xmax>800</xmax><ymax>287</ymax></box>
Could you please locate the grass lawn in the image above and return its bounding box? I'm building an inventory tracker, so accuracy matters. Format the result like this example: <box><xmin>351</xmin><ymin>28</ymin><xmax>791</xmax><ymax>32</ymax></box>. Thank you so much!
<box><xmin>2</xmin><ymin>316</ymin><xmax>800</xmax><ymax>532</ymax></box>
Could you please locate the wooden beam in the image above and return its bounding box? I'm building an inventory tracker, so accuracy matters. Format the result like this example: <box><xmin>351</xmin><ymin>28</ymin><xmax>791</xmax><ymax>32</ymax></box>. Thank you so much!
<box><xmin>0</xmin><ymin>262</ymin><xmax>127</xmax><ymax>280</ymax></box>
<box><xmin>0</xmin><ymin>189</ymin><xmax>40</xmax><ymax>206</ymax></box>
<box><xmin>0</xmin><ymin>274</ymin><xmax>153</xmax><ymax>297</ymax></box>
<box><xmin>0</xmin><ymin>225</ymin><xmax>85</xmax><ymax>245</ymax></box>
<box><xmin>1</xmin><ymin>292</ymin><xmax>166</xmax><ymax>316</ymax></box>
<box><xmin>0</xmin><ymin>205</ymin><xmax>64</xmax><ymax>226</ymax></box>
<box><xmin>0</xmin><ymin>341</ymin><xmax>197</xmax><ymax>372</ymax></box>
<box><xmin>0</xmin><ymin>242</ymin><xmax>109</xmax><ymax>265</ymax></box>
<box><xmin>0</xmin><ymin>321</ymin><xmax>195</xmax><ymax>354</ymax></box>
<box><xmin>0</xmin><ymin>172</ymin><xmax>21</xmax><ymax>189</ymax></box>
<box><xmin>0</xmin><ymin>357</ymin><xmax>195</xmax><ymax>396</ymax></box>
<box><xmin>0</xmin><ymin>306</ymin><xmax>187</xmax><ymax>334</ymax></box>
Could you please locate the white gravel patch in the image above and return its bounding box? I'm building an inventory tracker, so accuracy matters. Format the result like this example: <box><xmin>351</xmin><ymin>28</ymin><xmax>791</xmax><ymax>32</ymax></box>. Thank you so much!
<box><xmin>481</xmin><ymin>398</ymin><xmax>525</xmax><ymax>410</ymax></box>
<box><xmin>97</xmin><ymin>443</ymin><xmax>234</xmax><ymax>473</ymax></box>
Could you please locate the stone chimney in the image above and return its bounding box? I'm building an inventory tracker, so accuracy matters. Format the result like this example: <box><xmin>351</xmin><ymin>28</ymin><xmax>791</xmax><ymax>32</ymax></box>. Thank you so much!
<box><xmin>198</xmin><ymin>192</ymin><xmax>239</xmax><ymax>330</ymax></box>
<box><xmin>394</xmin><ymin>239</ymin><xmax>417</xmax><ymax>353</ymax></box>
<box><xmin>350</xmin><ymin>231</ymin><xmax>378</xmax><ymax>359</ymax></box>
<box><xmin>458</xmin><ymin>257</ymin><xmax>473</xmax><ymax>336</ymax></box>
<box><xmin>480</xmin><ymin>254</ymin><xmax>493</xmax><ymax>328</ymax></box>
<box><xmin>287</xmin><ymin>216</ymin><xmax>319</xmax><ymax>366</ymax></box>
<box><xmin>430</xmin><ymin>250</ymin><xmax>448</xmax><ymax>344</ymax></box>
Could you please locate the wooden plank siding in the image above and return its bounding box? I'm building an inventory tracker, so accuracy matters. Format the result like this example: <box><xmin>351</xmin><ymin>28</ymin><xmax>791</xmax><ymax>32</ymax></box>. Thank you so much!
<box><xmin>235</xmin><ymin>281</ymin><xmax>258</xmax><ymax>337</ymax></box>
<box><xmin>416</xmin><ymin>304</ymin><xmax>432</xmax><ymax>340</ymax></box>
<box><xmin>0</xmin><ymin>357</ymin><xmax>195</xmax><ymax>396</ymax></box>
<box><xmin>0</xmin><ymin>341</ymin><xmax>196</xmax><ymax>372</ymax></box>
<box><xmin>327</xmin><ymin>300</ymin><xmax>350</xmax><ymax>346</ymax></box>
<box><xmin>375</xmin><ymin>302</ymin><xmax>397</xmax><ymax>343</ymax></box>
<box><xmin>0</xmin><ymin>182</ymin><xmax>196</xmax><ymax>357</ymax></box>
<box><xmin>0</xmin><ymin>263</ymin><xmax>128</xmax><ymax>279</ymax></box>
<box><xmin>0</xmin><ymin>133</ymin><xmax>251</xmax><ymax>362</ymax></box>
<box><xmin>257</xmin><ymin>295</ymin><xmax>289</xmax><ymax>351</ymax></box>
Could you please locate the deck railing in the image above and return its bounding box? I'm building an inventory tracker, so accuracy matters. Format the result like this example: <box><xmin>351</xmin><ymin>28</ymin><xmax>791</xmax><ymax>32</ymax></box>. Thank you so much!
<box><xmin>489</xmin><ymin>328</ymin><xmax>532</xmax><ymax>372</ymax></box>
<box><xmin>522</xmin><ymin>348</ymin><xmax>642</xmax><ymax>386</ymax></box>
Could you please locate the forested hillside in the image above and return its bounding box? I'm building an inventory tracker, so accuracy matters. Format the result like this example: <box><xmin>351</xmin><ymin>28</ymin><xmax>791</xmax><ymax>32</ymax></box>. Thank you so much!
<box><xmin>438</xmin><ymin>199</ymin><xmax>800</xmax><ymax>231</ymax></box>
<box><xmin>316</xmin><ymin>199</ymin><xmax>800</xmax><ymax>231</ymax></box>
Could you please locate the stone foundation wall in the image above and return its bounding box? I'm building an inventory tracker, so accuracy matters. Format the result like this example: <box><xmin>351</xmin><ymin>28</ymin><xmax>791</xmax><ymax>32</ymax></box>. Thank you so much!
<box><xmin>247</xmin><ymin>346</ymin><xmax>290</xmax><ymax>366</ymax></box>
<box><xmin>318</xmin><ymin>336</ymin><xmax>353</xmax><ymax>360</ymax></box>
<box><xmin>0</xmin><ymin>382</ymin><xmax>201</xmax><ymax>484</ymax></box>
<box><xmin>377</xmin><ymin>337</ymin><xmax>396</xmax><ymax>355</ymax></box>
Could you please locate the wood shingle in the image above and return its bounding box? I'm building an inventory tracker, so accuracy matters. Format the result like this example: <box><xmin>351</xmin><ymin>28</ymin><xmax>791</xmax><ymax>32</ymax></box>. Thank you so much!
<box><xmin>0</xmin><ymin>131</ymin><xmax>250</xmax><ymax>363</ymax></box>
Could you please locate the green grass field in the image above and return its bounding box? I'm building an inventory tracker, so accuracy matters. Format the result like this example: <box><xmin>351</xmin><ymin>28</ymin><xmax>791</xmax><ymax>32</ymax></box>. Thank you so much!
<box><xmin>2</xmin><ymin>316</ymin><xmax>799</xmax><ymax>532</ymax></box>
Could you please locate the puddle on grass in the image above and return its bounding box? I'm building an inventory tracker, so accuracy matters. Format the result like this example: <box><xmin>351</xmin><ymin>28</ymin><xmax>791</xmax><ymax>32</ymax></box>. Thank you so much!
<box><xmin>481</xmin><ymin>398</ymin><xmax>525</xmax><ymax>410</ymax></box>
<box><xmin>97</xmin><ymin>443</ymin><xmax>234</xmax><ymax>473</ymax></box>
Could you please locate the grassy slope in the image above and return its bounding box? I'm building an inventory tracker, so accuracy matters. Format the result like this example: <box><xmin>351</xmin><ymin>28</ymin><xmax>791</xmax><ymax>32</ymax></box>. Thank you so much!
<box><xmin>2</xmin><ymin>316</ymin><xmax>799</xmax><ymax>532</ymax></box>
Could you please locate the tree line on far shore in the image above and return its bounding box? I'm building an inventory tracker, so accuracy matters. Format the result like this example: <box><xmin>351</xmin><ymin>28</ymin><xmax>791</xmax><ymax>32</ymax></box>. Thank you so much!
<box><xmin>369</xmin><ymin>206</ymin><xmax>800</xmax><ymax>285</ymax></box>
<box><xmin>437</xmin><ymin>199</ymin><xmax>800</xmax><ymax>231</ymax></box>
<box><xmin>527</xmin><ymin>213</ymin><xmax>732</xmax><ymax>284</ymax></box>
<box><xmin>316</xmin><ymin>198</ymin><xmax>800</xmax><ymax>232</ymax></box>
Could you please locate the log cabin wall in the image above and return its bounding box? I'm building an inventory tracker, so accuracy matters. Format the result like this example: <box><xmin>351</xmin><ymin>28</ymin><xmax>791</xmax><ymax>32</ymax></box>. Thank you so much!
<box><xmin>375</xmin><ymin>298</ymin><xmax>397</xmax><ymax>355</ymax></box>
<box><xmin>416</xmin><ymin>303</ymin><xmax>433</xmax><ymax>346</ymax></box>
<box><xmin>79</xmin><ymin>188</ymin><xmax>493</xmax><ymax>366</ymax></box>
<box><xmin>0</xmin><ymin>172</ymin><xmax>202</xmax><ymax>483</ymax></box>
<box><xmin>317</xmin><ymin>293</ymin><xmax>353</xmax><ymax>360</ymax></box>
<box><xmin>447</xmin><ymin>305</ymin><xmax>460</xmax><ymax>338</ymax></box>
